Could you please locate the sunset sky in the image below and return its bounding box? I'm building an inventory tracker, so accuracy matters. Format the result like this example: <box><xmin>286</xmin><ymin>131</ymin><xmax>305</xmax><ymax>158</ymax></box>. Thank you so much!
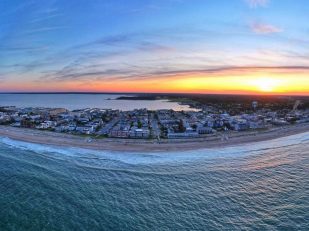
<box><xmin>0</xmin><ymin>0</ymin><xmax>309</xmax><ymax>95</ymax></box>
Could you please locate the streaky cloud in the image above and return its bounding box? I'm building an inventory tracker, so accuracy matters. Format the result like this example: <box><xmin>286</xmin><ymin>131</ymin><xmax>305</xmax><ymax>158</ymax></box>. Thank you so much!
<box><xmin>43</xmin><ymin>65</ymin><xmax>309</xmax><ymax>83</ymax></box>
<box><xmin>250</xmin><ymin>22</ymin><xmax>282</xmax><ymax>34</ymax></box>
<box><xmin>245</xmin><ymin>0</ymin><xmax>269</xmax><ymax>8</ymax></box>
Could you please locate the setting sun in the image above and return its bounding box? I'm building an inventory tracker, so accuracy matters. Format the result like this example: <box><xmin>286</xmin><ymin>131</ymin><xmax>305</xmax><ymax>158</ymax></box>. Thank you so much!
<box><xmin>254</xmin><ymin>78</ymin><xmax>281</xmax><ymax>92</ymax></box>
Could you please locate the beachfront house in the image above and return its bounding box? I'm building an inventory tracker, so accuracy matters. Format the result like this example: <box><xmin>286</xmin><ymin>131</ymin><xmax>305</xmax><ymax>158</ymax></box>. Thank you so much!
<box><xmin>129</xmin><ymin>128</ymin><xmax>150</xmax><ymax>138</ymax></box>
<box><xmin>75</xmin><ymin>125</ymin><xmax>96</xmax><ymax>135</ymax></box>
<box><xmin>197</xmin><ymin>125</ymin><xmax>213</xmax><ymax>134</ymax></box>
<box><xmin>36</xmin><ymin>120</ymin><xmax>55</xmax><ymax>129</ymax></box>
<box><xmin>167</xmin><ymin>131</ymin><xmax>200</xmax><ymax>139</ymax></box>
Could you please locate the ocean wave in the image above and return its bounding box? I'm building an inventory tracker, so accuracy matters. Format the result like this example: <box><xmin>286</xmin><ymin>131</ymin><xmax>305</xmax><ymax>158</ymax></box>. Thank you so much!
<box><xmin>0</xmin><ymin>131</ymin><xmax>308</xmax><ymax>165</ymax></box>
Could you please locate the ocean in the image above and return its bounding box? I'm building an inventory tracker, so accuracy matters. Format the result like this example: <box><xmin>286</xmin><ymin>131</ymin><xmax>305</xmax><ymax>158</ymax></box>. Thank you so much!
<box><xmin>0</xmin><ymin>94</ymin><xmax>195</xmax><ymax>111</ymax></box>
<box><xmin>0</xmin><ymin>132</ymin><xmax>308</xmax><ymax>230</ymax></box>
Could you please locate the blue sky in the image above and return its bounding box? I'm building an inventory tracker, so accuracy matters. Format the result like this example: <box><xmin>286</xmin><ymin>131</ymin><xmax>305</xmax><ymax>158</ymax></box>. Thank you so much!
<box><xmin>0</xmin><ymin>0</ymin><xmax>308</xmax><ymax>93</ymax></box>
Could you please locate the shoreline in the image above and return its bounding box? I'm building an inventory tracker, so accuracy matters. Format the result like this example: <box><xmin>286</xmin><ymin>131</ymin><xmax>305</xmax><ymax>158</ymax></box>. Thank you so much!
<box><xmin>0</xmin><ymin>124</ymin><xmax>309</xmax><ymax>152</ymax></box>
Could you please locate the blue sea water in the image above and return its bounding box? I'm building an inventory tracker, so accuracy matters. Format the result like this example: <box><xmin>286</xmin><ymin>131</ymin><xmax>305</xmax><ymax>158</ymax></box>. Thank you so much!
<box><xmin>0</xmin><ymin>132</ymin><xmax>308</xmax><ymax>230</ymax></box>
<box><xmin>0</xmin><ymin>93</ymin><xmax>195</xmax><ymax>111</ymax></box>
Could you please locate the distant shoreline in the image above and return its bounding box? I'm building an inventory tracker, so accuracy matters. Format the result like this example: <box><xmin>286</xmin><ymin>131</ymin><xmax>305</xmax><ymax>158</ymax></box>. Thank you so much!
<box><xmin>0</xmin><ymin>124</ymin><xmax>308</xmax><ymax>152</ymax></box>
<box><xmin>0</xmin><ymin>92</ymin><xmax>309</xmax><ymax>97</ymax></box>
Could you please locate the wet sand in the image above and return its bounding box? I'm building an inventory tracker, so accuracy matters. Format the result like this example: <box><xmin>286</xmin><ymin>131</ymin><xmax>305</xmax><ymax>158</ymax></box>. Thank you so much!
<box><xmin>0</xmin><ymin>124</ymin><xmax>309</xmax><ymax>152</ymax></box>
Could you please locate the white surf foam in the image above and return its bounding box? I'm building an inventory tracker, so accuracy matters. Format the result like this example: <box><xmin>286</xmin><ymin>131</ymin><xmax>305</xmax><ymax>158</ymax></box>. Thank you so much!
<box><xmin>0</xmin><ymin>131</ymin><xmax>308</xmax><ymax>165</ymax></box>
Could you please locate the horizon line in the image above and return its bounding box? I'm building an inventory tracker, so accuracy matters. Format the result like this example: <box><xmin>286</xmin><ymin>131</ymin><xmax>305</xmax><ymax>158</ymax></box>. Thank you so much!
<box><xmin>0</xmin><ymin>91</ymin><xmax>309</xmax><ymax>97</ymax></box>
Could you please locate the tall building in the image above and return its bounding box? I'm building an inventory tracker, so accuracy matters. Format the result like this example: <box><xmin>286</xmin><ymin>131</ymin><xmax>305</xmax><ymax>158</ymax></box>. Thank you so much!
<box><xmin>252</xmin><ymin>101</ymin><xmax>258</xmax><ymax>110</ymax></box>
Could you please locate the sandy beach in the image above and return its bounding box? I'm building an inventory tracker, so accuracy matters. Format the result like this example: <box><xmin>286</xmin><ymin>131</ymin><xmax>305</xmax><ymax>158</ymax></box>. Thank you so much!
<box><xmin>0</xmin><ymin>124</ymin><xmax>308</xmax><ymax>152</ymax></box>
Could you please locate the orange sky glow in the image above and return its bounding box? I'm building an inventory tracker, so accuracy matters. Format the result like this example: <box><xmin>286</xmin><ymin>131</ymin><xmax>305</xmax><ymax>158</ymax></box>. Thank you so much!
<box><xmin>2</xmin><ymin>65</ymin><xmax>308</xmax><ymax>95</ymax></box>
<box><xmin>3</xmin><ymin>71</ymin><xmax>308</xmax><ymax>95</ymax></box>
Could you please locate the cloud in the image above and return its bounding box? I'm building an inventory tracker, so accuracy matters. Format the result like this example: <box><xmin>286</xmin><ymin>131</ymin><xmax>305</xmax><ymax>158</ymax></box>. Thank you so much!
<box><xmin>95</xmin><ymin>35</ymin><xmax>132</xmax><ymax>46</ymax></box>
<box><xmin>245</xmin><ymin>0</ymin><xmax>269</xmax><ymax>8</ymax></box>
<box><xmin>0</xmin><ymin>1</ymin><xmax>35</xmax><ymax>17</ymax></box>
<box><xmin>42</xmin><ymin>65</ymin><xmax>309</xmax><ymax>83</ymax></box>
<box><xmin>137</xmin><ymin>42</ymin><xmax>175</xmax><ymax>53</ymax></box>
<box><xmin>0</xmin><ymin>46</ymin><xmax>49</xmax><ymax>52</ymax></box>
<box><xmin>52</xmin><ymin>69</ymin><xmax>131</xmax><ymax>80</ymax></box>
<box><xmin>139</xmin><ymin>66</ymin><xmax>309</xmax><ymax>78</ymax></box>
<box><xmin>251</xmin><ymin>22</ymin><xmax>282</xmax><ymax>34</ymax></box>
